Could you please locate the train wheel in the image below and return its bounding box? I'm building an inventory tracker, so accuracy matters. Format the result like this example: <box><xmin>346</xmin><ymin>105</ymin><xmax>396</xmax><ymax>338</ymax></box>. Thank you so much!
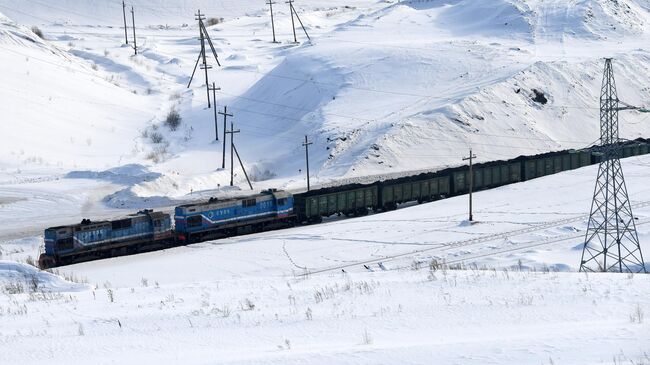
<box><xmin>38</xmin><ymin>255</ymin><xmax>57</xmax><ymax>270</ymax></box>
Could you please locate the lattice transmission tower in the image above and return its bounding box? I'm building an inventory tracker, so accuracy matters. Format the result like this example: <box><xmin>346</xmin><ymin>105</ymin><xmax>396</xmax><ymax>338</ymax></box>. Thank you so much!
<box><xmin>580</xmin><ymin>58</ymin><xmax>647</xmax><ymax>273</ymax></box>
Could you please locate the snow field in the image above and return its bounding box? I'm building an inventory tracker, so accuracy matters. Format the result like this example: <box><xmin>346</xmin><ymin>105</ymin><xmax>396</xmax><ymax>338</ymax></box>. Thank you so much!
<box><xmin>1</xmin><ymin>1</ymin><xmax>650</xmax><ymax>363</ymax></box>
<box><xmin>1</xmin><ymin>261</ymin><xmax>649</xmax><ymax>364</ymax></box>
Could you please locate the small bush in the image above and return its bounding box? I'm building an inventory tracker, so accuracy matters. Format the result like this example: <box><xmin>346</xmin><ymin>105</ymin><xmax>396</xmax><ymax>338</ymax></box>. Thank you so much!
<box><xmin>241</xmin><ymin>298</ymin><xmax>255</xmax><ymax>311</ymax></box>
<box><xmin>29</xmin><ymin>274</ymin><xmax>39</xmax><ymax>292</ymax></box>
<box><xmin>361</xmin><ymin>329</ymin><xmax>373</xmax><ymax>345</ymax></box>
<box><xmin>149</xmin><ymin>131</ymin><xmax>164</xmax><ymax>144</ymax></box>
<box><xmin>25</xmin><ymin>256</ymin><xmax>36</xmax><ymax>267</ymax></box>
<box><xmin>631</xmin><ymin>304</ymin><xmax>645</xmax><ymax>324</ymax></box>
<box><xmin>146</xmin><ymin>144</ymin><xmax>169</xmax><ymax>163</ymax></box>
<box><xmin>4</xmin><ymin>280</ymin><xmax>24</xmax><ymax>294</ymax></box>
<box><xmin>205</xmin><ymin>17</ymin><xmax>224</xmax><ymax>26</ymax></box>
<box><xmin>31</xmin><ymin>26</ymin><xmax>44</xmax><ymax>39</ymax></box>
<box><xmin>164</xmin><ymin>109</ymin><xmax>182</xmax><ymax>131</ymax></box>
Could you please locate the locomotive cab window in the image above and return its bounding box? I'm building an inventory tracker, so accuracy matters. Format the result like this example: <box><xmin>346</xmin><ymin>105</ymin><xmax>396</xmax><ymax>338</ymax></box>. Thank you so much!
<box><xmin>187</xmin><ymin>215</ymin><xmax>203</xmax><ymax>228</ymax></box>
<box><xmin>112</xmin><ymin>219</ymin><xmax>132</xmax><ymax>230</ymax></box>
<box><xmin>277</xmin><ymin>198</ymin><xmax>287</xmax><ymax>206</ymax></box>
<box><xmin>57</xmin><ymin>237</ymin><xmax>73</xmax><ymax>250</ymax></box>
<box><xmin>243</xmin><ymin>198</ymin><xmax>256</xmax><ymax>207</ymax></box>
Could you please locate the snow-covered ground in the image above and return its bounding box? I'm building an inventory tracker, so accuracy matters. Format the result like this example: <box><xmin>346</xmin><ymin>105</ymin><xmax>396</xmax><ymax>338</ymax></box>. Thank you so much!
<box><xmin>2</xmin><ymin>1</ymin><xmax>650</xmax><ymax>363</ymax></box>
<box><xmin>2</xmin><ymin>152</ymin><xmax>650</xmax><ymax>364</ymax></box>
<box><xmin>3</xmin><ymin>0</ymin><xmax>650</xmax><ymax>206</ymax></box>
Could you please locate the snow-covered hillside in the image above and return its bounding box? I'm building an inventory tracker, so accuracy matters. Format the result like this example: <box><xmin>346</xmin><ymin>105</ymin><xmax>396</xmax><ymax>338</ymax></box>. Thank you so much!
<box><xmin>2</xmin><ymin>0</ymin><xmax>650</xmax><ymax>201</ymax></box>
<box><xmin>0</xmin><ymin>13</ymin><xmax>157</xmax><ymax>172</ymax></box>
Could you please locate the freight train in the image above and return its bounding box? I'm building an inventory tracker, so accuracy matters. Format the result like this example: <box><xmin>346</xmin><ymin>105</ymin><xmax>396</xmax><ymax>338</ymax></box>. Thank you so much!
<box><xmin>38</xmin><ymin>139</ymin><xmax>650</xmax><ymax>269</ymax></box>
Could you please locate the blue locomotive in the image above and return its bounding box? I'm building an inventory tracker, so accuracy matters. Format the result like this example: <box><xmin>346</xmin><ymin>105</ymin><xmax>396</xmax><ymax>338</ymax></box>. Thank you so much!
<box><xmin>175</xmin><ymin>189</ymin><xmax>294</xmax><ymax>242</ymax></box>
<box><xmin>39</xmin><ymin>210</ymin><xmax>173</xmax><ymax>268</ymax></box>
<box><xmin>38</xmin><ymin>190</ymin><xmax>295</xmax><ymax>268</ymax></box>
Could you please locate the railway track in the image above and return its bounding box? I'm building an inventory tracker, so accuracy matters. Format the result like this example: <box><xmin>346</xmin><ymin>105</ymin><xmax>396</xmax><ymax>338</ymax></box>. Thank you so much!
<box><xmin>297</xmin><ymin>200</ymin><xmax>650</xmax><ymax>276</ymax></box>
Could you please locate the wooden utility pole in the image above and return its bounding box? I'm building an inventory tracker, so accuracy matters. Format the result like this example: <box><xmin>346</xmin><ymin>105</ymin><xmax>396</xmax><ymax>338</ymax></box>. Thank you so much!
<box><xmin>233</xmin><ymin>144</ymin><xmax>253</xmax><ymax>190</ymax></box>
<box><xmin>225</xmin><ymin>121</ymin><xmax>240</xmax><ymax>186</ymax></box>
<box><xmin>286</xmin><ymin>0</ymin><xmax>297</xmax><ymax>43</ymax></box>
<box><xmin>302</xmin><ymin>135</ymin><xmax>312</xmax><ymax>191</ymax></box>
<box><xmin>196</xmin><ymin>10</ymin><xmax>212</xmax><ymax>108</ymax></box>
<box><xmin>208</xmin><ymin>82</ymin><xmax>221</xmax><ymax>140</ymax></box>
<box><xmin>462</xmin><ymin>149</ymin><xmax>477</xmax><ymax>222</ymax></box>
<box><xmin>130</xmin><ymin>6</ymin><xmax>137</xmax><ymax>55</ymax></box>
<box><xmin>266</xmin><ymin>0</ymin><xmax>278</xmax><ymax>43</ymax></box>
<box><xmin>218</xmin><ymin>106</ymin><xmax>233</xmax><ymax>169</ymax></box>
<box><xmin>122</xmin><ymin>1</ymin><xmax>129</xmax><ymax>45</ymax></box>
<box><xmin>286</xmin><ymin>0</ymin><xmax>310</xmax><ymax>42</ymax></box>
<box><xmin>292</xmin><ymin>1</ymin><xmax>310</xmax><ymax>41</ymax></box>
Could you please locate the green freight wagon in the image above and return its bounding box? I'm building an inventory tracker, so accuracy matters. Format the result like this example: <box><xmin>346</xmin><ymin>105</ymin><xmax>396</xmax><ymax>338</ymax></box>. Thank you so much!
<box><xmin>452</xmin><ymin>162</ymin><xmax>520</xmax><ymax>194</ymax></box>
<box><xmin>380</xmin><ymin>176</ymin><xmax>450</xmax><ymax>210</ymax></box>
<box><xmin>293</xmin><ymin>184</ymin><xmax>378</xmax><ymax>223</ymax></box>
<box><xmin>523</xmin><ymin>150</ymin><xmax>591</xmax><ymax>180</ymax></box>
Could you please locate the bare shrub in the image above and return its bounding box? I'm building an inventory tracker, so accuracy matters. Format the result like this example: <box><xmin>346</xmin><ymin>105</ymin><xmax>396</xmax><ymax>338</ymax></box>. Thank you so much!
<box><xmin>107</xmin><ymin>288</ymin><xmax>114</xmax><ymax>303</ymax></box>
<box><xmin>91</xmin><ymin>63</ymin><xmax>98</xmax><ymax>71</ymax></box>
<box><xmin>3</xmin><ymin>280</ymin><xmax>24</xmax><ymax>294</ymax></box>
<box><xmin>149</xmin><ymin>131</ymin><xmax>164</xmax><ymax>144</ymax></box>
<box><xmin>215</xmin><ymin>305</ymin><xmax>231</xmax><ymax>318</ymax></box>
<box><xmin>31</xmin><ymin>26</ymin><xmax>44</xmax><ymax>39</ymax></box>
<box><xmin>205</xmin><ymin>17</ymin><xmax>224</xmax><ymax>26</ymax></box>
<box><xmin>164</xmin><ymin>109</ymin><xmax>182</xmax><ymax>131</ymax></box>
<box><xmin>241</xmin><ymin>298</ymin><xmax>255</xmax><ymax>311</ymax></box>
<box><xmin>361</xmin><ymin>329</ymin><xmax>373</xmax><ymax>345</ymax></box>
<box><xmin>28</xmin><ymin>274</ymin><xmax>39</xmax><ymax>292</ymax></box>
<box><xmin>146</xmin><ymin>144</ymin><xmax>169</xmax><ymax>164</ymax></box>
<box><xmin>630</xmin><ymin>304</ymin><xmax>645</xmax><ymax>324</ymax></box>
<box><xmin>24</xmin><ymin>256</ymin><xmax>36</xmax><ymax>267</ymax></box>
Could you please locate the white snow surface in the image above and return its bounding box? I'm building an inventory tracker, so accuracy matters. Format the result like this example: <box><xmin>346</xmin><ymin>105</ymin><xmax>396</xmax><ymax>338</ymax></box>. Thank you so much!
<box><xmin>1</xmin><ymin>156</ymin><xmax>650</xmax><ymax>364</ymax></box>
<box><xmin>1</xmin><ymin>1</ymin><xmax>650</xmax><ymax>363</ymax></box>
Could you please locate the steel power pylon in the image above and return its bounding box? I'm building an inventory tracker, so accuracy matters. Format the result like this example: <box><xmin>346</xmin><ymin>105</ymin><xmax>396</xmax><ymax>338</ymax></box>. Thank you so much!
<box><xmin>580</xmin><ymin>58</ymin><xmax>647</xmax><ymax>273</ymax></box>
